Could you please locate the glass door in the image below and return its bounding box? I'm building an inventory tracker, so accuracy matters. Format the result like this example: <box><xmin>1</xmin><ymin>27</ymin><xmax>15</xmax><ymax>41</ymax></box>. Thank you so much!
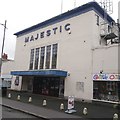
<box><xmin>41</xmin><ymin>78</ymin><xmax>49</xmax><ymax>95</ymax></box>
<box><xmin>54</xmin><ymin>78</ymin><xmax>59</xmax><ymax>97</ymax></box>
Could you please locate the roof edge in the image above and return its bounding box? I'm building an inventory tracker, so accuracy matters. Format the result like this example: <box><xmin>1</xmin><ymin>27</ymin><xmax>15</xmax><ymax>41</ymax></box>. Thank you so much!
<box><xmin>14</xmin><ymin>1</ymin><xmax>114</xmax><ymax>37</ymax></box>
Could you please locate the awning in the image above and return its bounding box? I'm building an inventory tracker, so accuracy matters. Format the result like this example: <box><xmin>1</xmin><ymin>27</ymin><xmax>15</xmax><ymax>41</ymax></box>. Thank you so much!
<box><xmin>11</xmin><ymin>70</ymin><xmax>68</xmax><ymax>77</ymax></box>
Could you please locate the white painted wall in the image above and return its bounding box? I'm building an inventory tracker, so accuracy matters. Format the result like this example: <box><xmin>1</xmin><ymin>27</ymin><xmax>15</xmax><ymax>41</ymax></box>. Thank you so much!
<box><xmin>92</xmin><ymin>44</ymin><xmax>119</xmax><ymax>74</ymax></box>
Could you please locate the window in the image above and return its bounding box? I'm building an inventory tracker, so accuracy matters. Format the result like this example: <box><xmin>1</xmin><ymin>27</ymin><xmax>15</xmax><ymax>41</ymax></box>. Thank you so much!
<box><xmin>93</xmin><ymin>81</ymin><xmax>118</xmax><ymax>101</ymax></box>
<box><xmin>29</xmin><ymin>49</ymin><xmax>34</xmax><ymax>70</ymax></box>
<box><xmin>51</xmin><ymin>44</ymin><xmax>58</xmax><ymax>69</ymax></box>
<box><xmin>29</xmin><ymin>44</ymin><xmax>58</xmax><ymax>70</ymax></box>
<box><xmin>40</xmin><ymin>47</ymin><xmax>45</xmax><ymax>69</ymax></box>
<box><xmin>96</xmin><ymin>15</ymin><xmax>99</xmax><ymax>26</ymax></box>
<box><xmin>108</xmin><ymin>25</ymin><xmax>111</xmax><ymax>33</ymax></box>
<box><xmin>34</xmin><ymin>48</ymin><xmax>40</xmax><ymax>69</ymax></box>
<box><xmin>45</xmin><ymin>45</ymin><xmax>51</xmax><ymax>69</ymax></box>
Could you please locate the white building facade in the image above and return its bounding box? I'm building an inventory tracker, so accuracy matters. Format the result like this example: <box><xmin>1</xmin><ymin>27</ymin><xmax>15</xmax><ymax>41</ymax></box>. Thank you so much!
<box><xmin>11</xmin><ymin>2</ymin><xmax>120</xmax><ymax>102</ymax></box>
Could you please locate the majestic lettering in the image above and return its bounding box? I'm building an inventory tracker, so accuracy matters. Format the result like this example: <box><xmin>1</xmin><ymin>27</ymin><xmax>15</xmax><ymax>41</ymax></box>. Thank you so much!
<box><xmin>53</xmin><ymin>27</ymin><xmax>58</xmax><ymax>34</ymax></box>
<box><xmin>35</xmin><ymin>34</ymin><xmax>39</xmax><ymax>40</ymax></box>
<box><xmin>65</xmin><ymin>23</ymin><xmax>70</xmax><ymax>31</ymax></box>
<box><xmin>30</xmin><ymin>35</ymin><xmax>34</xmax><ymax>41</ymax></box>
<box><xmin>24</xmin><ymin>23</ymin><xmax>71</xmax><ymax>43</ymax></box>
<box><xmin>46</xmin><ymin>30</ymin><xmax>51</xmax><ymax>36</ymax></box>
<box><xmin>40</xmin><ymin>32</ymin><xmax>44</xmax><ymax>38</ymax></box>
<box><xmin>25</xmin><ymin>37</ymin><xmax>29</xmax><ymax>42</ymax></box>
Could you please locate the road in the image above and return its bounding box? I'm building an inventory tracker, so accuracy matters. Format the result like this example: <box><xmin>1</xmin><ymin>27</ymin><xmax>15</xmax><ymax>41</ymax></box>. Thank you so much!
<box><xmin>2</xmin><ymin>106</ymin><xmax>42</xmax><ymax>119</ymax></box>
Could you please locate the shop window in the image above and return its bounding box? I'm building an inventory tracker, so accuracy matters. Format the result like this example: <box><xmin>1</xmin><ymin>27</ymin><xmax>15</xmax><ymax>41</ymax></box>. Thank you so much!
<box><xmin>34</xmin><ymin>48</ymin><xmax>40</xmax><ymax>69</ymax></box>
<box><xmin>51</xmin><ymin>44</ymin><xmax>58</xmax><ymax>69</ymax></box>
<box><xmin>29</xmin><ymin>49</ymin><xmax>34</xmax><ymax>70</ymax></box>
<box><xmin>106</xmin><ymin>82</ymin><xmax>117</xmax><ymax>94</ymax></box>
<box><xmin>93</xmin><ymin>81</ymin><xmax>119</xmax><ymax>101</ymax></box>
<box><xmin>45</xmin><ymin>45</ymin><xmax>51</xmax><ymax>69</ymax></box>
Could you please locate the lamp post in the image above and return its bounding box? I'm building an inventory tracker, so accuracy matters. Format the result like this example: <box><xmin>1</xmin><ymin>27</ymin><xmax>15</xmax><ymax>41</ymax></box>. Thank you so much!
<box><xmin>0</xmin><ymin>20</ymin><xmax>7</xmax><ymax>76</ymax></box>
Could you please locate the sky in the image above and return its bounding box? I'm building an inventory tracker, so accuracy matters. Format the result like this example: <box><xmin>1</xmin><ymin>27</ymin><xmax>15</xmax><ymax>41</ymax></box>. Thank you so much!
<box><xmin>0</xmin><ymin>0</ymin><xmax>119</xmax><ymax>59</ymax></box>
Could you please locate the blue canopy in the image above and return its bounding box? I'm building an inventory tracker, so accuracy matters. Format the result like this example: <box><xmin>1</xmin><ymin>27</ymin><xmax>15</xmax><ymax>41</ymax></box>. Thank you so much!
<box><xmin>11</xmin><ymin>70</ymin><xmax>67</xmax><ymax>77</ymax></box>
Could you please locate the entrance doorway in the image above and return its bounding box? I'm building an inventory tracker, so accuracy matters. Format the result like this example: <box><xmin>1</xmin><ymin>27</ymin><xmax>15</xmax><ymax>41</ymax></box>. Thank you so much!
<box><xmin>33</xmin><ymin>77</ymin><xmax>64</xmax><ymax>97</ymax></box>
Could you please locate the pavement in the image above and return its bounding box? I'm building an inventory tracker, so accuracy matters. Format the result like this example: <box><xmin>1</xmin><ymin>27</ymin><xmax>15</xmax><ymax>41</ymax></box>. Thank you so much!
<box><xmin>1</xmin><ymin>90</ymin><xmax>120</xmax><ymax>119</ymax></box>
<box><xmin>2</xmin><ymin>98</ymin><xmax>81</xmax><ymax>119</ymax></box>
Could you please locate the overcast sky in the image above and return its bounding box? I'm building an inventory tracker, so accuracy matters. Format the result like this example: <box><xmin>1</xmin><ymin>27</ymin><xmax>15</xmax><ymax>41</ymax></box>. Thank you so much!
<box><xmin>0</xmin><ymin>0</ymin><xmax>119</xmax><ymax>59</ymax></box>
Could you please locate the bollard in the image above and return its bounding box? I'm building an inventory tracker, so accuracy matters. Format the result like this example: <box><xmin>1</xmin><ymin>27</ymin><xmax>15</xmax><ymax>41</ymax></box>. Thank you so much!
<box><xmin>83</xmin><ymin>107</ymin><xmax>88</xmax><ymax>115</ymax></box>
<box><xmin>17</xmin><ymin>95</ymin><xmax>20</xmax><ymax>101</ymax></box>
<box><xmin>28</xmin><ymin>97</ymin><xmax>32</xmax><ymax>103</ymax></box>
<box><xmin>43</xmin><ymin>99</ymin><xmax>47</xmax><ymax>106</ymax></box>
<box><xmin>113</xmin><ymin>113</ymin><xmax>118</xmax><ymax>120</ymax></box>
<box><xmin>60</xmin><ymin>103</ymin><xmax>64</xmax><ymax>110</ymax></box>
<box><xmin>8</xmin><ymin>93</ymin><xmax>11</xmax><ymax>98</ymax></box>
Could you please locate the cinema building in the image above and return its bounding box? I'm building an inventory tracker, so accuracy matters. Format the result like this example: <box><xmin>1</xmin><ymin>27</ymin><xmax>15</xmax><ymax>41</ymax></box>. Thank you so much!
<box><xmin>10</xmin><ymin>2</ymin><xmax>120</xmax><ymax>102</ymax></box>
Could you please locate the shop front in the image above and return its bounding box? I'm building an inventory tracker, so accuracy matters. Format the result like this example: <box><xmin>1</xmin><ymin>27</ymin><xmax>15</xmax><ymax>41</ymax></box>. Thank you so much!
<box><xmin>11</xmin><ymin>70</ymin><xmax>67</xmax><ymax>97</ymax></box>
<box><xmin>93</xmin><ymin>73</ymin><xmax>120</xmax><ymax>102</ymax></box>
<box><xmin>33</xmin><ymin>77</ymin><xmax>64</xmax><ymax>97</ymax></box>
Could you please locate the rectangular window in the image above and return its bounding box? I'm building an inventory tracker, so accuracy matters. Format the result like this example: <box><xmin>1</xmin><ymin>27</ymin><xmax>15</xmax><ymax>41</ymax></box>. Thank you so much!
<box><xmin>108</xmin><ymin>25</ymin><xmax>111</xmax><ymax>33</ymax></box>
<box><xmin>45</xmin><ymin>45</ymin><xmax>51</xmax><ymax>69</ymax></box>
<box><xmin>29</xmin><ymin>49</ymin><xmax>34</xmax><ymax>70</ymax></box>
<box><xmin>51</xmin><ymin>44</ymin><xmax>58</xmax><ymax>69</ymax></box>
<box><xmin>34</xmin><ymin>48</ymin><xmax>40</xmax><ymax>69</ymax></box>
<box><xmin>97</xmin><ymin>15</ymin><xmax>99</xmax><ymax>26</ymax></box>
<box><xmin>40</xmin><ymin>47</ymin><xmax>45</xmax><ymax>69</ymax></box>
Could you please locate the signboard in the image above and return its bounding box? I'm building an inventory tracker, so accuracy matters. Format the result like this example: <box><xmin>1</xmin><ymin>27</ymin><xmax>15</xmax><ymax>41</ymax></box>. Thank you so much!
<box><xmin>68</xmin><ymin>96</ymin><xmax>74</xmax><ymax>110</ymax></box>
<box><xmin>93</xmin><ymin>74</ymin><xmax>120</xmax><ymax>81</ymax></box>
<box><xmin>24</xmin><ymin>23</ymin><xmax>71</xmax><ymax>43</ymax></box>
<box><xmin>65</xmin><ymin>96</ymin><xmax>76</xmax><ymax>114</ymax></box>
<box><xmin>14</xmin><ymin>76</ymin><xmax>20</xmax><ymax>86</ymax></box>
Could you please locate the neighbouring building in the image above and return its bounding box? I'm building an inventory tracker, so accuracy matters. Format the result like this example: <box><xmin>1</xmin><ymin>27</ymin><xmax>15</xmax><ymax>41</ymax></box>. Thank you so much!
<box><xmin>1</xmin><ymin>54</ymin><xmax>14</xmax><ymax>88</ymax></box>
<box><xmin>8</xmin><ymin>2</ymin><xmax>120</xmax><ymax>102</ymax></box>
